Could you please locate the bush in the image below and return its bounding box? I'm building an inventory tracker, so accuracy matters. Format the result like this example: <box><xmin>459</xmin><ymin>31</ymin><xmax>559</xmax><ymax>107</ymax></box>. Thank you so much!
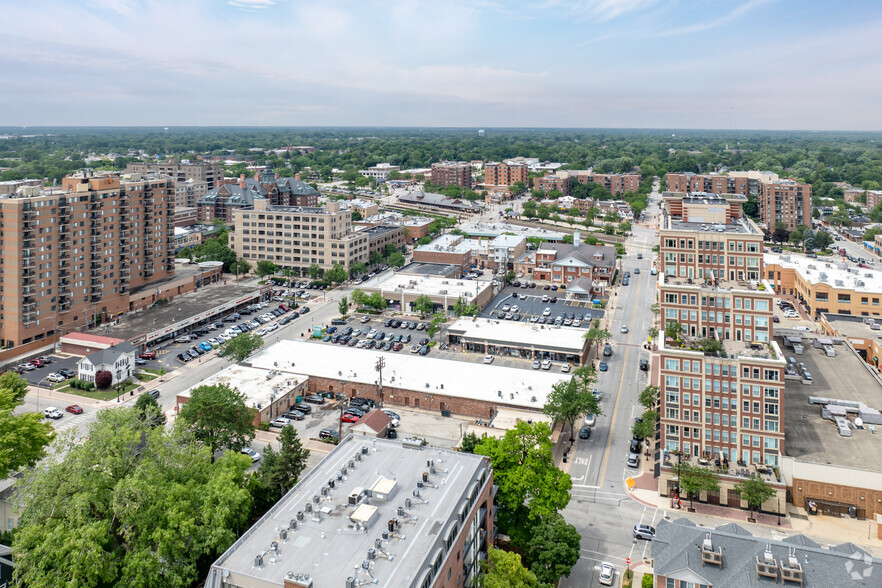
<box><xmin>70</xmin><ymin>378</ymin><xmax>95</xmax><ymax>391</ymax></box>
<box><xmin>95</xmin><ymin>370</ymin><xmax>113</xmax><ymax>390</ymax></box>
<box><xmin>642</xmin><ymin>573</ymin><xmax>654</xmax><ymax>588</ymax></box>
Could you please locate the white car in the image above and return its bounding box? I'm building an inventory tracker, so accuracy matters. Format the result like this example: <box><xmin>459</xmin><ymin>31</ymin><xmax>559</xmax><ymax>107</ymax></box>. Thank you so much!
<box><xmin>584</xmin><ymin>413</ymin><xmax>596</xmax><ymax>427</ymax></box>
<box><xmin>561</xmin><ymin>364</ymin><xmax>571</xmax><ymax>373</ymax></box>
<box><xmin>542</xmin><ymin>307</ymin><xmax>551</xmax><ymax>316</ymax></box>
<box><xmin>359</xmin><ymin>316</ymin><xmax>371</xmax><ymax>324</ymax></box>
<box><xmin>620</xmin><ymin>325</ymin><xmax>629</xmax><ymax>334</ymax></box>
<box><xmin>208</xmin><ymin>338</ymin><xmax>220</xmax><ymax>346</ymax></box>
<box><xmin>46</xmin><ymin>373</ymin><xmax>66</xmax><ymax>383</ymax></box>
<box><xmin>266</xmin><ymin>322</ymin><xmax>279</xmax><ymax>332</ymax></box>
<box><xmin>501</xmin><ymin>304</ymin><xmax>511</xmax><ymax>313</ymax></box>
<box><xmin>240</xmin><ymin>448</ymin><xmax>261</xmax><ymax>462</ymax></box>
<box><xmin>598</xmin><ymin>562</ymin><xmax>615</xmax><ymax>586</ymax></box>
<box><xmin>269</xmin><ymin>417</ymin><xmax>291</xmax><ymax>428</ymax></box>
<box><xmin>43</xmin><ymin>407</ymin><xmax>63</xmax><ymax>420</ymax></box>
<box><xmin>511</xmin><ymin>305</ymin><xmax>519</xmax><ymax>313</ymax></box>
<box><xmin>541</xmin><ymin>359</ymin><xmax>552</xmax><ymax>370</ymax></box>
<box><xmin>175</xmin><ymin>335</ymin><xmax>194</xmax><ymax>343</ymax></box>
<box><xmin>356</xmin><ymin>340</ymin><xmax>367</xmax><ymax>348</ymax></box>
<box><xmin>256</xmin><ymin>328</ymin><xmax>268</xmax><ymax>336</ymax></box>
<box><xmin>542</xmin><ymin>295</ymin><xmax>549</xmax><ymax>302</ymax></box>
<box><xmin>484</xmin><ymin>355</ymin><xmax>494</xmax><ymax>364</ymax></box>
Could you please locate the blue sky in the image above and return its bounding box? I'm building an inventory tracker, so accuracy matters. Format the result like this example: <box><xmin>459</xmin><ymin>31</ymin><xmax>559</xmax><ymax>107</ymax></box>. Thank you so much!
<box><xmin>2</xmin><ymin>0</ymin><xmax>881</xmax><ymax>129</ymax></box>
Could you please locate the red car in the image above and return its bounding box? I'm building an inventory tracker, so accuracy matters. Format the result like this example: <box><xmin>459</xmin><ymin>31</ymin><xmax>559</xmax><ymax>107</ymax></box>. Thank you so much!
<box><xmin>341</xmin><ymin>412</ymin><xmax>360</xmax><ymax>423</ymax></box>
<box><xmin>30</xmin><ymin>358</ymin><xmax>46</xmax><ymax>367</ymax></box>
<box><xmin>65</xmin><ymin>405</ymin><xmax>83</xmax><ymax>415</ymax></box>
<box><xmin>139</xmin><ymin>352</ymin><xmax>156</xmax><ymax>360</ymax></box>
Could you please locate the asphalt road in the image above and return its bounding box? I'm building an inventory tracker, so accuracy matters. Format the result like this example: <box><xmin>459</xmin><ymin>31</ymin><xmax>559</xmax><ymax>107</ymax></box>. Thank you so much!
<box><xmin>560</xmin><ymin>183</ymin><xmax>661</xmax><ymax>587</ymax></box>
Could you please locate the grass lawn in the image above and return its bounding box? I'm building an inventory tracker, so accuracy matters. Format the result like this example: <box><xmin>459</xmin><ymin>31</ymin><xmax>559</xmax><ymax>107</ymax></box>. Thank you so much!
<box><xmin>54</xmin><ymin>380</ymin><xmax>140</xmax><ymax>401</ymax></box>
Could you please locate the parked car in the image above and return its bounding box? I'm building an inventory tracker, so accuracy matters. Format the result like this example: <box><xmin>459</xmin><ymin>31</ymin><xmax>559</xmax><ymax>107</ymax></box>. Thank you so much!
<box><xmin>639</xmin><ymin>358</ymin><xmax>649</xmax><ymax>371</ymax></box>
<box><xmin>58</xmin><ymin>368</ymin><xmax>76</xmax><ymax>378</ymax></box>
<box><xmin>633</xmin><ymin>524</ymin><xmax>656</xmax><ymax>540</ymax></box>
<box><xmin>199</xmin><ymin>342</ymin><xmax>212</xmax><ymax>351</ymax></box>
<box><xmin>43</xmin><ymin>407</ymin><xmax>63</xmax><ymax>419</ymax></box>
<box><xmin>341</xmin><ymin>412</ymin><xmax>360</xmax><ymax>423</ymax></box>
<box><xmin>305</xmin><ymin>394</ymin><xmax>325</xmax><ymax>404</ymax></box>
<box><xmin>282</xmin><ymin>410</ymin><xmax>305</xmax><ymax>420</ymax></box>
<box><xmin>627</xmin><ymin>452</ymin><xmax>639</xmax><ymax>468</ymax></box>
<box><xmin>599</xmin><ymin>562</ymin><xmax>615</xmax><ymax>586</ymax></box>
<box><xmin>484</xmin><ymin>355</ymin><xmax>494</xmax><ymax>364</ymax></box>
<box><xmin>177</xmin><ymin>353</ymin><xmax>190</xmax><ymax>363</ymax></box>
<box><xmin>532</xmin><ymin>359</ymin><xmax>541</xmax><ymax>369</ymax></box>
<box><xmin>419</xmin><ymin>345</ymin><xmax>429</xmax><ymax>355</ymax></box>
<box><xmin>139</xmin><ymin>351</ymin><xmax>156</xmax><ymax>360</ymax></box>
<box><xmin>294</xmin><ymin>402</ymin><xmax>312</xmax><ymax>415</ymax></box>
<box><xmin>599</xmin><ymin>361</ymin><xmax>608</xmax><ymax>371</ymax></box>
<box><xmin>382</xmin><ymin>409</ymin><xmax>400</xmax><ymax>427</ymax></box>
<box><xmin>319</xmin><ymin>428</ymin><xmax>340</xmax><ymax>443</ymax></box>
<box><xmin>269</xmin><ymin>417</ymin><xmax>291</xmax><ymax>428</ymax></box>
<box><xmin>46</xmin><ymin>373</ymin><xmax>67</xmax><ymax>383</ymax></box>
<box><xmin>65</xmin><ymin>405</ymin><xmax>84</xmax><ymax>415</ymax></box>
<box><xmin>603</xmin><ymin>344</ymin><xmax>612</xmax><ymax>356</ymax></box>
<box><xmin>240</xmin><ymin>448</ymin><xmax>261</xmax><ymax>462</ymax></box>
<box><xmin>584</xmin><ymin>414</ymin><xmax>596</xmax><ymax>427</ymax></box>
<box><xmin>579</xmin><ymin>425</ymin><xmax>591</xmax><ymax>439</ymax></box>
<box><xmin>541</xmin><ymin>359</ymin><xmax>552</xmax><ymax>370</ymax></box>
<box><xmin>331</xmin><ymin>318</ymin><xmax>346</xmax><ymax>325</ymax></box>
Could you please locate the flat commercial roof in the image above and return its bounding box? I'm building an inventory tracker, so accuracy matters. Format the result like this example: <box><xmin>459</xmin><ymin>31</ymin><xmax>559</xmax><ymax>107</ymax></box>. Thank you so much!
<box><xmin>251</xmin><ymin>340</ymin><xmax>564</xmax><ymax>410</ymax></box>
<box><xmin>448</xmin><ymin>317</ymin><xmax>587</xmax><ymax>354</ymax></box>
<box><xmin>207</xmin><ymin>435</ymin><xmax>491</xmax><ymax>588</ymax></box>
<box><xmin>766</xmin><ymin>252</ymin><xmax>882</xmax><ymax>293</ymax></box>
<box><xmin>781</xmin><ymin>336</ymin><xmax>882</xmax><ymax>472</ymax></box>
<box><xmin>665</xmin><ymin>217</ymin><xmax>759</xmax><ymax>235</ymax></box>
<box><xmin>823</xmin><ymin>313</ymin><xmax>882</xmax><ymax>340</ymax></box>
<box><xmin>369</xmin><ymin>272</ymin><xmax>489</xmax><ymax>301</ymax></box>
<box><xmin>177</xmin><ymin>364</ymin><xmax>306</xmax><ymax>411</ymax></box>
<box><xmin>459</xmin><ymin>220</ymin><xmax>566</xmax><ymax>241</ymax></box>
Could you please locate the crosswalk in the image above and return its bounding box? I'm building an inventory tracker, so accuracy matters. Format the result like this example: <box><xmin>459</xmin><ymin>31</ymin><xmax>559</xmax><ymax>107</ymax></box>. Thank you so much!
<box><xmin>570</xmin><ymin>484</ymin><xmax>629</xmax><ymax>506</ymax></box>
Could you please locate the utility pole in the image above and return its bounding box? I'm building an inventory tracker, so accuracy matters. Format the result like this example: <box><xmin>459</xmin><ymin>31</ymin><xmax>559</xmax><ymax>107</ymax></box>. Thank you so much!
<box><xmin>375</xmin><ymin>355</ymin><xmax>386</xmax><ymax>408</ymax></box>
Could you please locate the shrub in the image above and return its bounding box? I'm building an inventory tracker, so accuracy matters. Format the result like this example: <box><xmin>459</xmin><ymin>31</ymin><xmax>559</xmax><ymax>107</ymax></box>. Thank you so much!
<box><xmin>642</xmin><ymin>573</ymin><xmax>654</xmax><ymax>588</ymax></box>
<box><xmin>95</xmin><ymin>370</ymin><xmax>113</xmax><ymax>390</ymax></box>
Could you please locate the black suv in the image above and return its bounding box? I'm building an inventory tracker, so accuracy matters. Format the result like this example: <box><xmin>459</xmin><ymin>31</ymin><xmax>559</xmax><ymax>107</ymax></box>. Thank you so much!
<box><xmin>294</xmin><ymin>402</ymin><xmax>312</xmax><ymax>414</ymax></box>
<box><xmin>319</xmin><ymin>429</ymin><xmax>340</xmax><ymax>443</ymax></box>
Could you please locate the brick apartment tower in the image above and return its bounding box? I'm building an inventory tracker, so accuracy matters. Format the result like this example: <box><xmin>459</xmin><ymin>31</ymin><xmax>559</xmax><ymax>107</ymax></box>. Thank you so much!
<box><xmin>483</xmin><ymin>161</ymin><xmax>528</xmax><ymax>188</ymax></box>
<box><xmin>431</xmin><ymin>162</ymin><xmax>473</xmax><ymax>189</ymax></box>
<box><xmin>0</xmin><ymin>171</ymin><xmax>175</xmax><ymax>348</ymax></box>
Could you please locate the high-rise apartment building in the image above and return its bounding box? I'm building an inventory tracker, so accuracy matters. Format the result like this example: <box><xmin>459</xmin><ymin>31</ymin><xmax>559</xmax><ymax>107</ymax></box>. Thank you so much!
<box><xmin>483</xmin><ymin>160</ymin><xmax>528</xmax><ymax>189</ymax></box>
<box><xmin>173</xmin><ymin>178</ymin><xmax>208</xmax><ymax>208</ymax></box>
<box><xmin>533</xmin><ymin>173</ymin><xmax>571</xmax><ymax>195</ymax></box>
<box><xmin>757</xmin><ymin>179</ymin><xmax>812</xmax><ymax>232</ymax></box>
<box><xmin>430</xmin><ymin>161</ymin><xmax>472</xmax><ymax>189</ymax></box>
<box><xmin>229</xmin><ymin>200</ymin><xmax>369</xmax><ymax>275</ymax></box>
<box><xmin>655</xmin><ymin>190</ymin><xmax>786</xmax><ymax>493</ymax></box>
<box><xmin>126</xmin><ymin>158</ymin><xmax>222</xmax><ymax>189</ymax></box>
<box><xmin>0</xmin><ymin>171</ymin><xmax>174</xmax><ymax>348</ymax></box>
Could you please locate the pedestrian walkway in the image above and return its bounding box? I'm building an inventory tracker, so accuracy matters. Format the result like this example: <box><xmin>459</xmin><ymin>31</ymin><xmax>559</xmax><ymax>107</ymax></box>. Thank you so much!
<box><xmin>626</xmin><ymin>472</ymin><xmax>882</xmax><ymax>556</ymax></box>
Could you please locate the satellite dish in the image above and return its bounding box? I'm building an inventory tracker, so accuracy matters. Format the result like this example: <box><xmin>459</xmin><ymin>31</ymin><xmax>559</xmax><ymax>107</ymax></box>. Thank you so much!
<box><xmin>855</xmin><ymin>418</ymin><xmax>864</xmax><ymax>427</ymax></box>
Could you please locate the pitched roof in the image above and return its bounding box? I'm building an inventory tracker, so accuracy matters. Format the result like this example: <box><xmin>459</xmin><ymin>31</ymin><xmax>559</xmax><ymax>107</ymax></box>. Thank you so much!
<box><xmin>652</xmin><ymin>517</ymin><xmax>882</xmax><ymax>587</ymax></box>
<box><xmin>80</xmin><ymin>341</ymin><xmax>136</xmax><ymax>367</ymax></box>
<box><xmin>353</xmin><ymin>409</ymin><xmax>393</xmax><ymax>433</ymax></box>
<box><xmin>538</xmin><ymin>242</ymin><xmax>616</xmax><ymax>268</ymax></box>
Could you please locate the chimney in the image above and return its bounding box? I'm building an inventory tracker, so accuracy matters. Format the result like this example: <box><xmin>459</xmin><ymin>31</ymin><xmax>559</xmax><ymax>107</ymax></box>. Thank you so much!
<box><xmin>573</xmin><ymin>229</ymin><xmax>580</xmax><ymax>244</ymax></box>
<box><xmin>239</xmin><ymin>173</ymin><xmax>246</xmax><ymax>181</ymax></box>
<box><xmin>254</xmin><ymin>171</ymin><xmax>260</xmax><ymax>181</ymax></box>
<box><xmin>295</xmin><ymin>173</ymin><xmax>301</xmax><ymax>181</ymax></box>
<box><xmin>275</xmin><ymin>172</ymin><xmax>280</xmax><ymax>180</ymax></box>
<box><xmin>239</xmin><ymin>178</ymin><xmax>246</xmax><ymax>189</ymax></box>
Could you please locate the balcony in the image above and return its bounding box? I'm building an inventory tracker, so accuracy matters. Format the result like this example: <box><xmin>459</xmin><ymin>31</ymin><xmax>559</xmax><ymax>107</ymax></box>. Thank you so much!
<box><xmin>90</xmin><ymin>295</ymin><xmax>101</xmax><ymax>302</ymax></box>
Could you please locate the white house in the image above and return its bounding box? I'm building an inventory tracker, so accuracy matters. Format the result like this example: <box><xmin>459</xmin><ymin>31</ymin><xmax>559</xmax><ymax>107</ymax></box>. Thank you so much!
<box><xmin>76</xmin><ymin>342</ymin><xmax>136</xmax><ymax>386</ymax></box>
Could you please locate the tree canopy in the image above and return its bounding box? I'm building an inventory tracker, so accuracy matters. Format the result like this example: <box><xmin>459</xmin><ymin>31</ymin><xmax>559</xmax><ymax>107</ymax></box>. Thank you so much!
<box><xmin>177</xmin><ymin>383</ymin><xmax>256</xmax><ymax>461</ymax></box>
<box><xmin>219</xmin><ymin>332</ymin><xmax>264</xmax><ymax>362</ymax></box>
<box><xmin>481</xmin><ymin>548</ymin><xmax>539</xmax><ymax>588</ymax></box>
<box><xmin>0</xmin><ymin>372</ymin><xmax>55</xmax><ymax>479</ymax></box>
<box><xmin>543</xmin><ymin>377</ymin><xmax>600</xmax><ymax>438</ymax></box>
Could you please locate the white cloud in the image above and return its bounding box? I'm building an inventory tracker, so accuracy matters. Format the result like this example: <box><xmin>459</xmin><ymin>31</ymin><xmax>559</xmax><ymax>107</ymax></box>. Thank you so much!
<box><xmin>652</xmin><ymin>0</ymin><xmax>774</xmax><ymax>37</ymax></box>
<box><xmin>228</xmin><ymin>0</ymin><xmax>280</xmax><ymax>9</ymax></box>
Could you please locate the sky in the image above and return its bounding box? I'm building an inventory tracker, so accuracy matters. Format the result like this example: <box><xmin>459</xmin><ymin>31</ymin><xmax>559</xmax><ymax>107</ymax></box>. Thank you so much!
<box><xmin>2</xmin><ymin>0</ymin><xmax>882</xmax><ymax>130</ymax></box>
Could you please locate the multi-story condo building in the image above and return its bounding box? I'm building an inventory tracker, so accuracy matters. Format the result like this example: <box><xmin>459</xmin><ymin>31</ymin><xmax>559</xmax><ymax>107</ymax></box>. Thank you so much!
<box><xmin>665</xmin><ymin>171</ymin><xmax>779</xmax><ymax>197</ymax></box>
<box><xmin>591</xmin><ymin>173</ymin><xmax>641</xmax><ymax>195</ymax></box>
<box><xmin>126</xmin><ymin>158</ymin><xmax>222</xmax><ymax>189</ymax></box>
<box><xmin>757</xmin><ymin>178</ymin><xmax>812</xmax><ymax>232</ymax></box>
<box><xmin>229</xmin><ymin>200</ymin><xmax>368</xmax><ymax>275</ymax></box>
<box><xmin>483</xmin><ymin>160</ymin><xmax>529</xmax><ymax>189</ymax></box>
<box><xmin>173</xmin><ymin>178</ymin><xmax>208</xmax><ymax>208</ymax></box>
<box><xmin>0</xmin><ymin>171</ymin><xmax>174</xmax><ymax>348</ymax></box>
<box><xmin>430</xmin><ymin>161</ymin><xmax>472</xmax><ymax>189</ymax></box>
<box><xmin>655</xmin><ymin>190</ymin><xmax>787</xmax><ymax>505</ymax></box>
<box><xmin>659</xmin><ymin>192</ymin><xmax>764</xmax><ymax>283</ymax></box>
<box><xmin>0</xmin><ymin>179</ymin><xmax>43</xmax><ymax>195</ymax></box>
<box><xmin>533</xmin><ymin>173</ymin><xmax>571</xmax><ymax>195</ymax></box>
<box><xmin>206</xmin><ymin>435</ymin><xmax>494</xmax><ymax>588</ymax></box>
<box><xmin>197</xmin><ymin>170</ymin><xmax>318</xmax><ymax>225</ymax></box>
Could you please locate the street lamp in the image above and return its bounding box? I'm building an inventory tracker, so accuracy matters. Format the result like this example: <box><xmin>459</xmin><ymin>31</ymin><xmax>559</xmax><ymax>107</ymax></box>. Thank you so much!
<box><xmin>777</xmin><ymin>497</ymin><xmax>782</xmax><ymax>526</ymax></box>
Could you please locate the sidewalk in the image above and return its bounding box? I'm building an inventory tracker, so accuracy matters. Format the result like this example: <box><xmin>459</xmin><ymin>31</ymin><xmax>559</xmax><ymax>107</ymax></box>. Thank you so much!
<box><xmin>626</xmin><ymin>472</ymin><xmax>882</xmax><ymax>556</ymax></box>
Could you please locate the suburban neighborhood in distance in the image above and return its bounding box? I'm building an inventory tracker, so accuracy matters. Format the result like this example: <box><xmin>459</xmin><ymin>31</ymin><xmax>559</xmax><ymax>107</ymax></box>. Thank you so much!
<box><xmin>3</xmin><ymin>1</ymin><xmax>882</xmax><ymax>587</ymax></box>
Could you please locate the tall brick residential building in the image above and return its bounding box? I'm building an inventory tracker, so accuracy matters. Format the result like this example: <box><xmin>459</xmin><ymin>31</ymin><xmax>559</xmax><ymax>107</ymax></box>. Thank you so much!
<box><xmin>591</xmin><ymin>173</ymin><xmax>642</xmax><ymax>195</ymax></box>
<box><xmin>126</xmin><ymin>158</ymin><xmax>222</xmax><ymax>189</ymax></box>
<box><xmin>483</xmin><ymin>160</ymin><xmax>529</xmax><ymax>189</ymax></box>
<box><xmin>430</xmin><ymin>161</ymin><xmax>473</xmax><ymax>188</ymax></box>
<box><xmin>197</xmin><ymin>169</ymin><xmax>318</xmax><ymax>225</ymax></box>
<box><xmin>534</xmin><ymin>173</ymin><xmax>571</xmax><ymax>195</ymax></box>
<box><xmin>654</xmin><ymin>189</ymin><xmax>787</xmax><ymax>506</ymax></box>
<box><xmin>0</xmin><ymin>171</ymin><xmax>175</xmax><ymax>348</ymax></box>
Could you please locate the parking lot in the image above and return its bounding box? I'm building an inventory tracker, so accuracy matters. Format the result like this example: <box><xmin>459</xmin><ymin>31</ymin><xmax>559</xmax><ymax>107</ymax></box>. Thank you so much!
<box><xmin>480</xmin><ymin>285</ymin><xmax>604</xmax><ymax>327</ymax></box>
<box><xmin>13</xmin><ymin>354</ymin><xmax>81</xmax><ymax>386</ymax></box>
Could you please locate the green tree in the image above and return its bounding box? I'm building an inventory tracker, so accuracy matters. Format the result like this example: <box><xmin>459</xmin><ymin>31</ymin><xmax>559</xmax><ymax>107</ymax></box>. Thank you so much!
<box><xmin>642</xmin><ymin>573</ymin><xmax>655</xmax><ymax>588</ymax></box>
<box><xmin>522</xmin><ymin>200</ymin><xmax>537</xmax><ymax>218</ymax></box>
<box><xmin>543</xmin><ymin>378</ymin><xmax>600</xmax><ymax>438</ymax></box>
<box><xmin>504</xmin><ymin>270</ymin><xmax>516</xmax><ymax>284</ymax></box>
<box><xmin>365</xmin><ymin>291</ymin><xmax>387</xmax><ymax>311</ymax></box>
<box><xmin>307</xmin><ymin>264</ymin><xmax>323</xmax><ymax>279</ymax></box>
<box><xmin>349</xmin><ymin>262</ymin><xmax>367</xmax><ymax>278</ymax></box>
<box><xmin>632</xmin><ymin>410</ymin><xmax>657</xmax><ymax>441</ymax></box>
<box><xmin>351</xmin><ymin>210</ymin><xmax>363</xmax><ymax>222</ymax></box>
<box><xmin>0</xmin><ymin>372</ymin><xmax>55</xmax><ymax>479</ymax></box>
<box><xmin>12</xmin><ymin>408</ymin><xmax>251</xmax><ymax>588</ymax></box>
<box><xmin>734</xmin><ymin>475</ymin><xmax>775</xmax><ymax>519</ymax></box>
<box><xmin>133</xmin><ymin>392</ymin><xmax>166</xmax><ymax>429</ymax></box>
<box><xmin>413</xmin><ymin>294</ymin><xmax>435</xmax><ymax>318</ymax></box>
<box><xmin>326</xmin><ymin>263</ymin><xmax>348</xmax><ymax>284</ymax></box>
<box><xmin>523</xmin><ymin>512</ymin><xmax>581</xmax><ymax>585</ymax></box>
<box><xmin>198</xmin><ymin>238</ymin><xmax>237</xmax><ymax>271</ymax></box>
<box><xmin>864</xmin><ymin>226</ymin><xmax>882</xmax><ymax>241</ymax></box>
<box><xmin>480</xmin><ymin>548</ymin><xmax>539</xmax><ymax>588</ymax></box>
<box><xmin>255</xmin><ymin>260</ymin><xmax>279</xmax><ymax>278</ymax></box>
<box><xmin>453</xmin><ymin>297</ymin><xmax>479</xmax><ymax>317</ymax></box>
<box><xmin>665</xmin><ymin>321</ymin><xmax>682</xmax><ymax>341</ymax></box>
<box><xmin>475</xmin><ymin>421</ymin><xmax>572</xmax><ymax>527</ymax></box>
<box><xmin>350</xmin><ymin>289</ymin><xmax>365</xmax><ymax>307</ymax></box>
<box><xmin>387</xmin><ymin>251</ymin><xmax>405</xmax><ymax>267</ymax></box>
<box><xmin>678</xmin><ymin>463</ymin><xmax>720</xmax><ymax>509</ymax></box>
<box><xmin>178</xmin><ymin>383</ymin><xmax>256</xmax><ymax>462</ymax></box>
<box><xmin>814</xmin><ymin>230</ymin><xmax>833</xmax><ymax>250</ymax></box>
<box><xmin>230</xmin><ymin>257</ymin><xmax>251</xmax><ymax>277</ymax></box>
<box><xmin>249</xmin><ymin>425</ymin><xmax>310</xmax><ymax>519</ymax></box>
<box><xmin>460</xmin><ymin>431</ymin><xmax>482</xmax><ymax>453</ymax></box>
<box><xmin>567</xmin><ymin>206</ymin><xmax>582</xmax><ymax>217</ymax></box>
<box><xmin>638</xmin><ymin>385</ymin><xmax>659</xmax><ymax>411</ymax></box>
<box><xmin>338</xmin><ymin>296</ymin><xmax>349</xmax><ymax>316</ymax></box>
<box><xmin>219</xmin><ymin>332</ymin><xmax>264</xmax><ymax>362</ymax></box>
<box><xmin>583</xmin><ymin>327</ymin><xmax>611</xmax><ymax>350</ymax></box>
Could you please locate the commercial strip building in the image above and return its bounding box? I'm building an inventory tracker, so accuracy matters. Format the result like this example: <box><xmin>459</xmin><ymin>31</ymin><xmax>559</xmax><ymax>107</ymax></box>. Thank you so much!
<box><xmin>360</xmin><ymin>272</ymin><xmax>492</xmax><ymax>315</ymax></box>
<box><xmin>0</xmin><ymin>170</ymin><xmax>176</xmax><ymax>351</ymax></box>
<box><xmin>250</xmin><ymin>340</ymin><xmax>562</xmax><ymax>418</ymax></box>
<box><xmin>396</xmin><ymin>191</ymin><xmax>483</xmax><ymax>216</ymax></box>
<box><xmin>447</xmin><ymin>317</ymin><xmax>590</xmax><ymax>365</ymax></box>
<box><xmin>126</xmin><ymin>158</ymin><xmax>222</xmax><ymax>189</ymax></box>
<box><xmin>458</xmin><ymin>220</ymin><xmax>566</xmax><ymax>242</ymax></box>
<box><xmin>197</xmin><ymin>169</ymin><xmax>319</xmax><ymax>225</ymax></box>
<box><xmin>412</xmin><ymin>234</ymin><xmax>479</xmax><ymax>274</ymax></box>
<box><xmin>651</xmin><ymin>518</ymin><xmax>881</xmax><ymax>587</ymax></box>
<box><xmin>207</xmin><ymin>436</ymin><xmax>494</xmax><ymax>588</ymax></box>
<box><xmin>358</xmin><ymin>163</ymin><xmax>400</xmax><ymax>180</ymax></box>
<box><xmin>176</xmin><ymin>364</ymin><xmax>308</xmax><ymax>426</ymax></box>
<box><xmin>229</xmin><ymin>199</ymin><xmax>369</xmax><ymax>275</ymax></box>
<box><xmin>430</xmin><ymin>161</ymin><xmax>472</xmax><ymax>188</ymax></box>
<box><xmin>764</xmin><ymin>251</ymin><xmax>882</xmax><ymax>318</ymax></box>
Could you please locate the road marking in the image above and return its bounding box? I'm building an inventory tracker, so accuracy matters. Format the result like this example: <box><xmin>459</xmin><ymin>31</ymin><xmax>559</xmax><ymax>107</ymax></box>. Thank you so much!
<box><xmin>598</xmin><ymin>258</ymin><xmax>644</xmax><ymax>488</ymax></box>
<box><xmin>579</xmin><ymin>549</ymin><xmax>630</xmax><ymax>563</ymax></box>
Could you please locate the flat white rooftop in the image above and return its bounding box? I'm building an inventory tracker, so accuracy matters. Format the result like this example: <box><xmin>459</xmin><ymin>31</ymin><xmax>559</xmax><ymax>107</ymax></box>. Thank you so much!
<box><xmin>251</xmin><ymin>340</ymin><xmax>564</xmax><ymax>410</ymax></box>
<box><xmin>448</xmin><ymin>317</ymin><xmax>588</xmax><ymax>353</ymax></box>
<box><xmin>368</xmin><ymin>272</ymin><xmax>489</xmax><ymax>300</ymax></box>
<box><xmin>765</xmin><ymin>252</ymin><xmax>882</xmax><ymax>294</ymax></box>
<box><xmin>177</xmin><ymin>364</ymin><xmax>306</xmax><ymax>410</ymax></box>
<box><xmin>459</xmin><ymin>220</ymin><xmax>566</xmax><ymax>241</ymax></box>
